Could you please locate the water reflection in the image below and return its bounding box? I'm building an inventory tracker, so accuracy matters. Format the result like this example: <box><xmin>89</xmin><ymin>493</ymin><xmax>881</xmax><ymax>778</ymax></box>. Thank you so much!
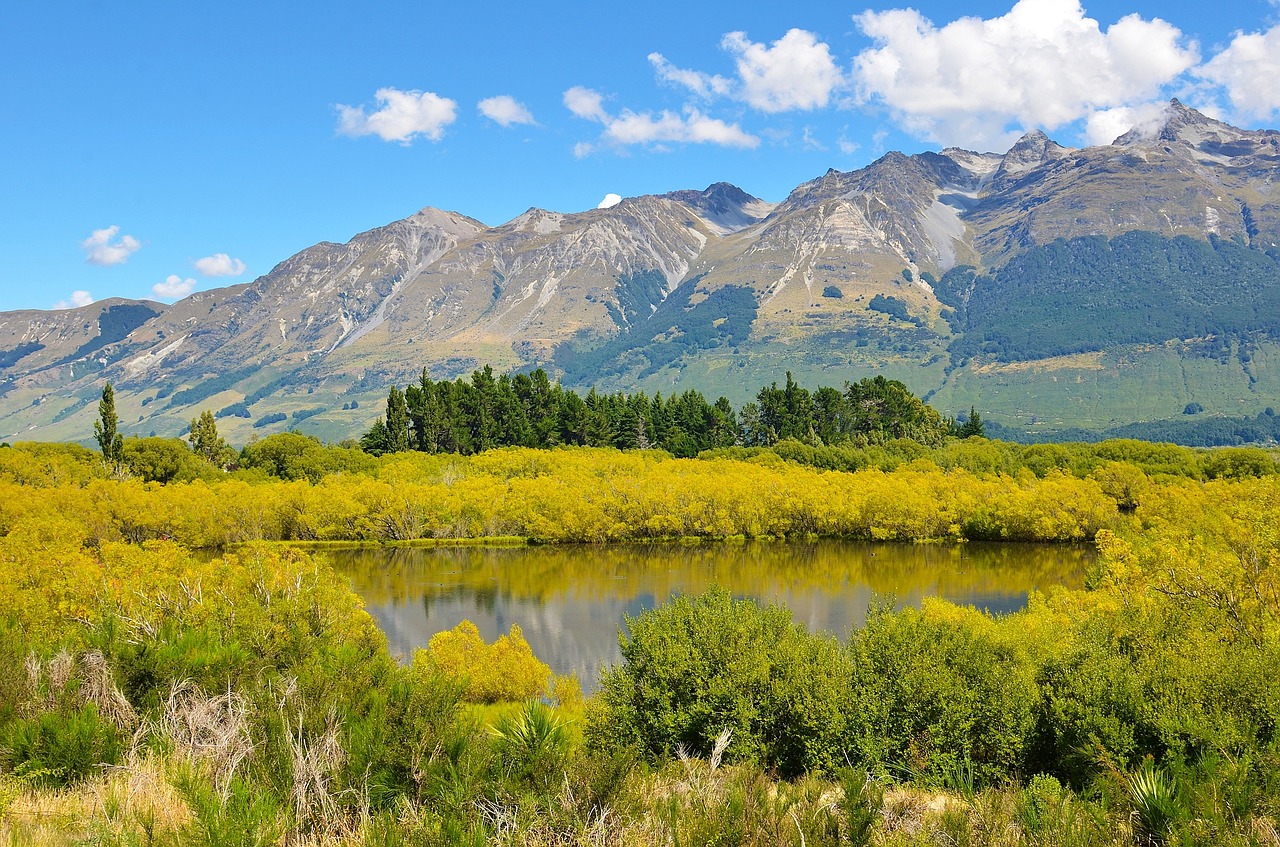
<box><xmin>329</xmin><ymin>541</ymin><xmax>1091</xmax><ymax>692</ymax></box>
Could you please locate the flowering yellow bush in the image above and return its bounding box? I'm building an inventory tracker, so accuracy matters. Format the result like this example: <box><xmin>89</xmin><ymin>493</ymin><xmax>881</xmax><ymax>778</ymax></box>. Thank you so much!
<box><xmin>422</xmin><ymin>620</ymin><xmax>550</xmax><ymax>703</ymax></box>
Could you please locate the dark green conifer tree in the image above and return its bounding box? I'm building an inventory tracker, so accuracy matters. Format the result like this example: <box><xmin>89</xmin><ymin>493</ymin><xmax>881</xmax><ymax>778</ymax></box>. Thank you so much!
<box><xmin>958</xmin><ymin>406</ymin><xmax>986</xmax><ymax>439</ymax></box>
<box><xmin>384</xmin><ymin>385</ymin><xmax>411</xmax><ymax>453</ymax></box>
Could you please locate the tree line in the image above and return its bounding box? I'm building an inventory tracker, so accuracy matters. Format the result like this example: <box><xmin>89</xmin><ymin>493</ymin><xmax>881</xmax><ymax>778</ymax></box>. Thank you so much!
<box><xmin>358</xmin><ymin>366</ymin><xmax>981</xmax><ymax>458</ymax></box>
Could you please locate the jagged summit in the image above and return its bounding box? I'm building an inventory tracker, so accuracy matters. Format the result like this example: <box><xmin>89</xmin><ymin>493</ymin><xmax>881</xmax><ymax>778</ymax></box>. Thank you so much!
<box><xmin>1115</xmin><ymin>99</ymin><xmax>1248</xmax><ymax>148</ymax></box>
<box><xmin>991</xmin><ymin>129</ymin><xmax>1072</xmax><ymax>186</ymax></box>
<box><xmin>663</xmin><ymin>182</ymin><xmax>774</xmax><ymax>235</ymax></box>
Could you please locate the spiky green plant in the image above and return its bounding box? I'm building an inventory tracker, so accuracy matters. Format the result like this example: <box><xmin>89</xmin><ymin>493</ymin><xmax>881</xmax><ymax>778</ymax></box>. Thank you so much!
<box><xmin>489</xmin><ymin>700</ymin><xmax>568</xmax><ymax>759</ymax></box>
<box><xmin>1127</xmin><ymin>761</ymin><xmax>1180</xmax><ymax>846</ymax></box>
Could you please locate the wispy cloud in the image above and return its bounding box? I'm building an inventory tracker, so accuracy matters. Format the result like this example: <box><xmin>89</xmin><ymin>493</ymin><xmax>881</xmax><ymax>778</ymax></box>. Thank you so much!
<box><xmin>81</xmin><ymin>225</ymin><xmax>140</xmax><ymax>266</ymax></box>
<box><xmin>564</xmin><ymin>86</ymin><xmax>757</xmax><ymax>153</ymax></box>
<box><xmin>52</xmin><ymin>290</ymin><xmax>94</xmax><ymax>310</ymax></box>
<box><xmin>648</xmin><ymin>53</ymin><xmax>732</xmax><ymax>99</ymax></box>
<box><xmin>478</xmin><ymin>95</ymin><xmax>536</xmax><ymax>126</ymax></box>
<box><xmin>336</xmin><ymin>87</ymin><xmax>458</xmax><ymax>143</ymax></box>
<box><xmin>194</xmin><ymin>253</ymin><xmax>246</xmax><ymax>277</ymax></box>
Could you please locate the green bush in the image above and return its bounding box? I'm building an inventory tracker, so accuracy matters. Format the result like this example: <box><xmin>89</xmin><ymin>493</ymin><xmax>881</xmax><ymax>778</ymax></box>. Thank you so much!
<box><xmin>1202</xmin><ymin>447</ymin><xmax>1277</xmax><ymax>480</ymax></box>
<box><xmin>847</xmin><ymin>604</ymin><xmax>1039</xmax><ymax>786</ymax></box>
<box><xmin>123</xmin><ymin>436</ymin><xmax>219</xmax><ymax>483</ymax></box>
<box><xmin>239</xmin><ymin>432</ymin><xmax>377</xmax><ymax>482</ymax></box>
<box><xmin>594</xmin><ymin>588</ymin><xmax>851</xmax><ymax>778</ymax></box>
<box><xmin>176</xmin><ymin>771</ymin><xmax>285</xmax><ymax>847</ymax></box>
<box><xmin>1</xmin><ymin>703</ymin><xmax>124</xmax><ymax>787</ymax></box>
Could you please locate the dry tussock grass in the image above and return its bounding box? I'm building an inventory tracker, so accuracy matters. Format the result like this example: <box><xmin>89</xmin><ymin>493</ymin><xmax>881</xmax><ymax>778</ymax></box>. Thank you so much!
<box><xmin>24</xmin><ymin>649</ymin><xmax>136</xmax><ymax>731</ymax></box>
<box><xmin>158</xmin><ymin>678</ymin><xmax>253</xmax><ymax>798</ymax></box>
<box><xmin>1</xmin><ymin>752</ymin><xmax>190</xmax><ymax>846</ymax></box>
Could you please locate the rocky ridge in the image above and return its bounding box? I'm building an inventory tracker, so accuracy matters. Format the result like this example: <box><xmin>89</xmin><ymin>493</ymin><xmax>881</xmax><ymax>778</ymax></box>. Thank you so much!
<box><xmin>4</xmin><ymin>100</ymin><xmax>1280</xmax><ymax>443</ymax></box>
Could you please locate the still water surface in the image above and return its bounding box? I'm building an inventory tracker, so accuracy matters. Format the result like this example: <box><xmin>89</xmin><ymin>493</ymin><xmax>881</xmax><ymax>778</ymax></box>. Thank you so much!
<box><xmin>329</xmin><ymin>541</ymin><xmax>1093</xmax><ymax>692</ymax></box>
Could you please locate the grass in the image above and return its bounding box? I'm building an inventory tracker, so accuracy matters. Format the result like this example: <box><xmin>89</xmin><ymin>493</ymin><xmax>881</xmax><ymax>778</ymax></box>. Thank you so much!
<box><xmin>931</xmin><ymin>339</ymin><xmax>1280</xmax><ymax>431</ymax></box>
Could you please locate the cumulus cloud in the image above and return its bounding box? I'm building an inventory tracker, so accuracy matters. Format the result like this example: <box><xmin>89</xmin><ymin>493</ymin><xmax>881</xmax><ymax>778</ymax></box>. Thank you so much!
<box><xmin>597</xmin><ymin>193</ymin><xmax>623</xmax><ymax>209</ymax></box>
<box><xmin>565</xmin><ymin>86</ymin><xmax>757</xmax><ymax>152</ymax></box>
<box><xmin>723</xmin><ymin>29</ymin><xmax>844</xmax><ymax>113</ymax></box>
<box><xmin>478</xmin><ymin>95</ymin><xmax>536</xmax><ymax>126</ymax></box>
<box><xmin>1198</xmin><ymin>25</ymin><xmax>1280</xmax><ymax>121</ymax></box>
<box><xmin>194</xmin><ymin>253</ymin><xmax>246</xmax><ymax>277</ymax></box>
<box><xmin>851</xmin><ymin>0</ymin><xmax>1198</xmax><ymax>149</ymax></box>
<box><xmin>52</xmin><ymin>290</ymin><xmax>94</xmax><ymax>310</ymax></box>
<box><xmin>648</xmin><ymin>29</ymin><xmax>843</xmax><ymax>114</ymax></box>
<box><xmin>564</xmin><ymin>86</ymin><xmax>608</xmax><ymax>122</ymax></box>
<box><xmin>152</xmin><ymin>275</ymin><xmax>197</xmax><ymax>301</ymax></box>
<box><xmin>81</xmin><ymin>225</ymin><xmax>140</xmax><ymax>266</ymax></box>
<box><xmin>336</xmin><ymin>87</ymin><xmax>457</xmax><ymax>143</ymax></box>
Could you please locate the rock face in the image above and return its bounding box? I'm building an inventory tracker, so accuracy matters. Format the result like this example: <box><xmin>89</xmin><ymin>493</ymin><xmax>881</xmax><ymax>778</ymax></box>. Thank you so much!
<box><xmin>4</xmin><ymin>100</ymin><xmax>1280</xmax><ymax>443</ymax></box>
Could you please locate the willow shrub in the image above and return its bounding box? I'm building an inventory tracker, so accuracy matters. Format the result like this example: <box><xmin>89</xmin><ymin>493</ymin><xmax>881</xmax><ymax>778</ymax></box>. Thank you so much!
<box><xmin>592</xmin><ymin>588</ymin><xmax>850</xmax><ymax>778</ymax></box>
<box><xmin>423</xmin><ymin>621</ymin><xmax>550</xmax><ymax>704</ymax></box>
<box><xmin>847</xmin><ymin>600</ymin><xmax>1040</xmax><ymax>787</ymax></box>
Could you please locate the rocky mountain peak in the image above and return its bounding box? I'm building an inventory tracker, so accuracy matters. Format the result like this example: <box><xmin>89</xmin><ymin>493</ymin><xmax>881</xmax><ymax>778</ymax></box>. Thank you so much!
<box><xmin>1113</xmin><ymin>99</ymin><xmax>1257</xmax><ymax>152</ymax></box>
<box><xmin>994</xmin><ymin>130</ymin><xmax>1071</xmax><ymax>183</ymax></box>
<box><xmin>663</xmin><ymin>182</ymin><xmax>774</xmax><ymax>235</ymax></box>
<box><xmin>404</xmin><ymin>206</ymin><xmax>489</xmax><ymax>239</ymax></box>
<box><xmin>502</xmin><ymin>207</ymin><xmax>567</xmax><ymax>235</ymax></box>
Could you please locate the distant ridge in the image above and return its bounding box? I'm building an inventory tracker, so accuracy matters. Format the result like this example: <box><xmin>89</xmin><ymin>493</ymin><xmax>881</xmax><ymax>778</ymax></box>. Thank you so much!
<box><xmin>3</xmin><ymin>100</ymin><xmax>1280</xmax><ymax>445</ymax></box>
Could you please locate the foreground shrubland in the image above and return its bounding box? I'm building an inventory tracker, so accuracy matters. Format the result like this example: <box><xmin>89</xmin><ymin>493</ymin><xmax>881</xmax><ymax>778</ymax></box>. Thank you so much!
<box><xmin>0</xmin><ymin>441</ymin><xmax>1278</xmax><ymax>844</ymax></box>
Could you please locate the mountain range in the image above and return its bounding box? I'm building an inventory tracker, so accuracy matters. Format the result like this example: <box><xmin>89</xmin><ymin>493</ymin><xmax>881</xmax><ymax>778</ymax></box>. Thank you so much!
<box><xmin>4</xmin><ymin>99</ymin><xmax>1280</xmax><ymax>445</ymax></box>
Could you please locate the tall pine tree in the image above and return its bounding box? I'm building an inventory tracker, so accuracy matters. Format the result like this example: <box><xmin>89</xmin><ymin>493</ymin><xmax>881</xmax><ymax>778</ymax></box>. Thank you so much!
<box><xmin>385</xmin><ymin>385</ymin><xmax>411</xmax><ymax>453</ymax></box>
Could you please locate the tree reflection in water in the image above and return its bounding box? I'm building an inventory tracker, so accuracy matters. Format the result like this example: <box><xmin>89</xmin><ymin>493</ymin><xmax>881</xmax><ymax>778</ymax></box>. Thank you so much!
<box><xmin>329</xmin><ymin>540</ymin><xmax>1091</xmax><ymax>692</ymax></box>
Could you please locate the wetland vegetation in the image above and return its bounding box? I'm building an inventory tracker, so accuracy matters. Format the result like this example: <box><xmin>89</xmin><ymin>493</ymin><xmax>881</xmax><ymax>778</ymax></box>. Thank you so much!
<box><xmin>0</xmin><ymin>382</ymin><xmax>1278</xmax><ymax>844</ymax></box>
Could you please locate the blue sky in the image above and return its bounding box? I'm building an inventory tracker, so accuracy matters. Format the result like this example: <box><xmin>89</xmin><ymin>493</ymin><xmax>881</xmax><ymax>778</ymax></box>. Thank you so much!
<box><xmin>3</xmin><ymin>0</ymin><xmax>1279</xmax><ymax>312</ymax></box>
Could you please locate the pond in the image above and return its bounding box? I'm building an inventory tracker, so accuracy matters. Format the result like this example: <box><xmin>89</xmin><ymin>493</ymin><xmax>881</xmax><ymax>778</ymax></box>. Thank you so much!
<box><xmin>329</xmin><ymin>540</ymin><xmax>1094</xmax><ymax>692</ymax></box>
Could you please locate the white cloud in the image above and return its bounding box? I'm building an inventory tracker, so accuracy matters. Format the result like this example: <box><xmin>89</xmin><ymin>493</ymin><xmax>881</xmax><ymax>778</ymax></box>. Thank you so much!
<box><xmin>52</xmin><ymin>290</ymin><xmax>94</xmax><ymax>310</ymax></box>
<box><xmin>838</xmin><ymin>127</ymin><xmax>860</xmax><ymax>155</ymax></box>
<box><xmin>602</xmin><ymin>107</ymin><xmax>759</xmax><ymax>148</ymax></box>
<box><xmin>648</xmin><ymin>53</ymin><xmax>732</xmax><ymax>99</ymax></box>
<box><xmin>649</xmin><ymin>30</ymin><xmax>843</xmax><ymax>115</ymax></box>
<box><xmin>1198</xmin><ymin>25</ymin><xmax>1280</xmax><ymax>121</ymax></box>
<box><xmin>336</xmin><ymin>87</ymin><xmax>457</xmax><ymax>143</ymax></box>
<box><xmin>478</xmin><ymin>95</ymin><xmax>536</xmax><ymax>126</ymax></box>
<box><xmin>597</xmin><ymin>193</ymin><xmax>623</xmax><ymax>209</ymax></box>
<box><xmin>1084</xmin><ymin>101</ymin><xmax>1170</xmax><ymax>145</ymax></box>
<box><xmin>566</xmin><ymin>86</ymin><xmax>758</xmax><ymax>152</ymax></box>
<box><xmin>152</xmin><ymin>275</ymin><xmax>197</xmax><ymax>301</ymax></box>
<box><xmin>81</xmin><ymin>225</ymin><xmax>140</xmax><ymax>266</ymax></box>
<box><xmin>194</xmin><ymin>253</ymin><xmax>246</xmax><ymax>277</ymax></box>
<box><xmin>564</xmin><ymin>86</ymin><xmax>608</xmax><ymax>122</ymax></box>
<box><xmin>723</xmin><ymin>29</ymin><xmax>844</xmax><ymax>113</ymax></box>
<box><xmin>851</xmin><ymin>0</ymin><xmax>1198</xmax><ymax>149</ymax></box>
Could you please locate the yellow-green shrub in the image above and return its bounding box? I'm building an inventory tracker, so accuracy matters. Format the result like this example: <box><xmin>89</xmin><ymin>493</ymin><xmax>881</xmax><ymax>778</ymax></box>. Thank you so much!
<box><xmin>422</xmin><ymin>620</ymin><xmax>550</xmax><ymax>703</ymax></box>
